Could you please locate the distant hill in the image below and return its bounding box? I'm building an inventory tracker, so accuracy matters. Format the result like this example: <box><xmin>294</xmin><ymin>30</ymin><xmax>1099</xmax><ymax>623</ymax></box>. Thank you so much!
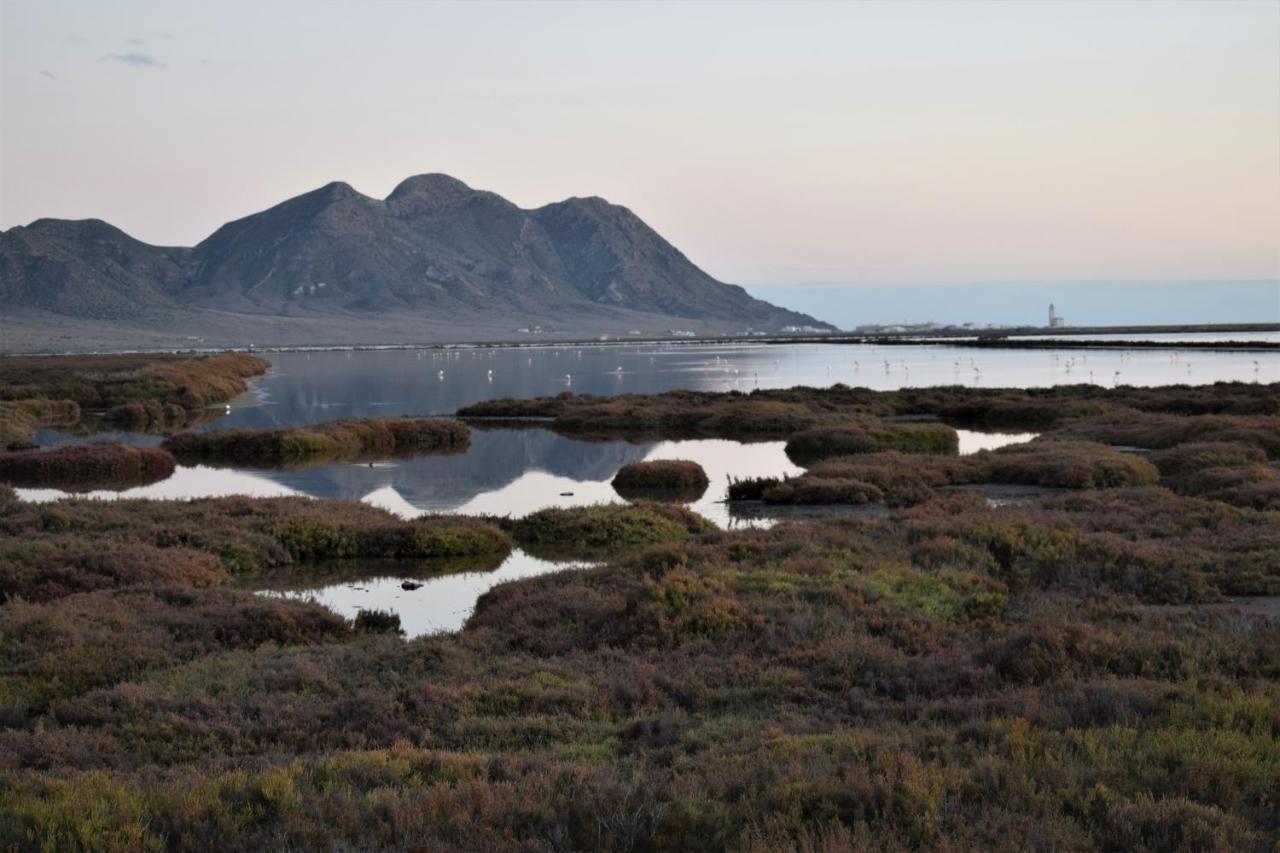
<box><xmin>0</xmin><ymin>175</ymin><xmax>831</xmax><ymax>349</ymax></box>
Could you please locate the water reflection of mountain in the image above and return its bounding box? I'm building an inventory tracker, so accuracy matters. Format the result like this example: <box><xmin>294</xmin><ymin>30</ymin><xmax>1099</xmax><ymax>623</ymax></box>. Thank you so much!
<box><xmin>216</xmin><ymin>348</ymin><xmax>722</xmax><ymax>430</ymax></box>
<box><xmin>248</xmin><ymin>429</ymin><xmax>651</xmax><ymax>509</ymax></box>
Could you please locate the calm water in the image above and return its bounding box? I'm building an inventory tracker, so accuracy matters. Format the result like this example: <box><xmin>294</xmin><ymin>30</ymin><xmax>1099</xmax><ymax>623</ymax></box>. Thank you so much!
<box><xmin>17</xmin><ymin>341</ymin><xmax>1274</xmax><ymax>636</ymax></box>
<box><xmin>1005</xmin><ymin>331</ymin><xmax>1279</xmax><ymax>344</ymax></box>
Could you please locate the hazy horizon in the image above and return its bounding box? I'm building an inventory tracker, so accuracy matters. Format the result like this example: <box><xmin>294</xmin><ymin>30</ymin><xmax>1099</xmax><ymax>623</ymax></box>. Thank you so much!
<box><xmin>746</xmin><ymin>279</ymin><xmax>1280</xmax><ymax>329</ymax></box>
<box><xmin>3</xmin><ymin>0</ymin><xmax>1278</xmax><ymax>294</ymax></box>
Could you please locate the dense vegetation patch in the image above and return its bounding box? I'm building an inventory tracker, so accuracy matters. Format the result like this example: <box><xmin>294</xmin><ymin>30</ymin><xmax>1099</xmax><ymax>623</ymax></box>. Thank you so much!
<box><xmin>0</xmin><ymin>488</ymin><xmax>510</xmax><ymax>575</ymax></box>
<box><xmin>0</xmin><ymin>539</ymin><xmax>227</xmax><ymax>603</ymax></box>
<box><xmin>1</xmin><ymin>488</ymin><xmax>1275</xmax><ymax>849</ymax></box>
<box><xmin>1053</xmin><ymin>411</ymin><xmax>1280</xmax><ymax>457</ymax></box>
<box><xmin>460</xmin><ymin>381</ymin><xmax>1280</xmax><ymax>437</ymax></box>
<box><xmin>0</xmin><ymin>399</ymin><xmax>80</xmax><ymax>451</ymax></box>
<box><xmin>162</xmin><ymin>417</ymin><xmax>470</xmax><ymax>466</ymax></box>
<box><xmin>784</xmin><ymin>421</ymin><xmax>959</xmax><ymax>464</ymax></box>
<box><xmin>612</xmin><ymin>459</ymin><xmax>710</xmax><ymax>502</ymax></box>
<box><xmin>0</xmin><ymin>381</ymin><xmax>1277</xmax><ymax>849</ymax></box>
<box><xmin>510</xmin><ymin>502</ymin><xmax>715</xmax><ymax>559</ymax></box>
<box><xmin>979</xmin><ymin>440</ymin><xmax>1160</xmax><ymax>489</ymax></box>
<box><xmin>0</xmin><ymin>352</ymin><xmax>269</xmax><ymax>434</ymax></box>
<box><xmin>737</xmin><ymin>441</ymin><xmax>1157</xmax><ymax>508</ymax></box>
<box><xmin>0</xmin><ymin>443</ymin><xmax>176</xmax><ymax>491</ymax></box>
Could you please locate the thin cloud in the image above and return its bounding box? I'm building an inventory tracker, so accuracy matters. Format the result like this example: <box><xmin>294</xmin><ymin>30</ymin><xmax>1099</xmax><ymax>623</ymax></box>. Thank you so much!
<box><xmin>100</xmin><ymin>51</ymin><xmax>165</xmax><ymax>69</ymax></box>
<box><xmin>127</xmin><ymin>37</ymin><xmax>146</xmax><ymax>46</ymax></box>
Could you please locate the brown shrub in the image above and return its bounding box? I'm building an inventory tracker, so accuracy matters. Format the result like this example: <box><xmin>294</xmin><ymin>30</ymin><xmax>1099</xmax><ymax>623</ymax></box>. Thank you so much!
<box><xmin>978</xmin><ymin>440</ymin><xmax>1159</xmax><ymax>489</ymax></box>
<box><xmin>1053</xmin><ymin>412</ymin><xmax>1280</xmax><ymax>457</ymax></box>
<box><xmin>163</xmin><ymin>417</ymin><xmax>470</xmax><ymax>466</ymax></box>
<box><xmin>0</xmin><ymin>443</ymin><xmax>176</xmax><ymax>491</ymax></box>
<box><xmin>612</xmin><ymin>460</ymin><xmax>710</xmax><ymax>502</ymax></box>
<box><xmin>0</xmin><ymin>540</ymin><xmax>227</xmax><ymax>602</ymax></box>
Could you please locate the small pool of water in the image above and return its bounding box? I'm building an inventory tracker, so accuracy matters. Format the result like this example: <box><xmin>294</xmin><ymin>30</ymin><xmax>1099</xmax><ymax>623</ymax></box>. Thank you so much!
<box><xmin>13</xmin><ymin>426</ymin><xmax>1037</xmax><ymax>638</ymax></box>
<box><xmin>258</xmin><ymin>549</ymin><xmax>580</xmax><ymax>638</ymax></box>
<box><xmin>14</xmin><ymin>428</ymin><xmax>1033</xmax><ymax>525</ymax></box>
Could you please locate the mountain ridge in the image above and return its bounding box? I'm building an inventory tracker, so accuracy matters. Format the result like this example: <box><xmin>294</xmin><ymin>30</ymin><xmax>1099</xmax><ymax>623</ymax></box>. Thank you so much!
<box><xmin>0</xmin><ymin>174</ymin><xmax>830</xmax><ymax>344</ymax></box>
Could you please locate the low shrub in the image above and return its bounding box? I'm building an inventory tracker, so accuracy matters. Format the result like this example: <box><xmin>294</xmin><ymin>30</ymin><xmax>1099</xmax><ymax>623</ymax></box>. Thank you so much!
<box><xmin>0</xmin><ymin>405</ymin><xmax>38</xmax><ymax>450</ymax></box>
<box><xmin>784</xmin><ymin>421</ymin><xmax>959</xmax><ymax>465</ymax></box>
<box><xmin>511</xmin><ymin>502</ymin><xmax>715</xmax><ymax>559</ymax></box>
<box><xmin>0</xmin><ymin>539</ymin><xmax>227</xmax><ymax>602</ymax></box>
<box><xmin>0</xmin><ymin>399</ymin><xmax>79</xmax><ymax>450</ymax></box>
<box><xmin>1149</xmin><ymin>442</ymin><xmax>1268</xmax><ymax>478</ymax></box>
<box><xmin>762</xmin><ymin>476</ymin><xmax>884</xmax><ymax>505</ymax></box>
<box><xmin>353</xmin><ymin>609</ymin><xmax>403</xmax><ymax>635</ymax></box>
<box><xmin>273</xmin><ymin>515</ymin><xmax>511</xmax><ymax>561</ymax></box>
<box><xmin>0</xmin><ymin>352</ymin><xmax>268</xmax><ymax>412</ymax></box>
<box><xmin>978</xmin><ymin>440</ymin><xmax>1160</xmax><ymax>489</ymax></box>
<box><xmin>0</xmin><ymin>443</ymin><xmax>176</xmax><ymax>491</ymax></box>
<box><xmin>0</xmin><ymin>493</ymin><xmax>511</xmax><ymax>575</ymax></box>
<box><xmin>1053</xmin><ymin>412</ymin><xmax>1280</xmax><ymax>457</ymax></box>
<box><xmin>163</xmin><ymin>417</ymin><xmax>470</xmax><ymax>466</ymax></box>
<box><xmin>726</xmin><ymin>476</ymin><xmax>776</xmax><ymax>501</ymax></box>
<box><xmin>0</xmin><ymin>587</ymin><xmax>351</xmax><ymax>709</ymax></box>
<box><xmin>1173</xmin><ymin>466</ymin><xmax>1280</xmax><ymax>510</ymax></box>
<box><xmin>612</xmin><ymin>460</ymin><xmax>710</xmax><ymax>502</ymax></box>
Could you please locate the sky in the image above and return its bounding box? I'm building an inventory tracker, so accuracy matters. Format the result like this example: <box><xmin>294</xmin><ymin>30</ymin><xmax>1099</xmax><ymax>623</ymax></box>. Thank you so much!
<box><xmin>2</xmin><ymin>0</ymin><xmax>1278</xmax><ymax>303</ymax></box>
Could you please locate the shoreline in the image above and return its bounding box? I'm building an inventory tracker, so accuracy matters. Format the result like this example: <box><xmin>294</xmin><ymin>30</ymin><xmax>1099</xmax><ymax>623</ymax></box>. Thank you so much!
<box><xmin>3</xmin><ymin>322</ymin><xmax>1276</xmax><ymax>358</ymax></box>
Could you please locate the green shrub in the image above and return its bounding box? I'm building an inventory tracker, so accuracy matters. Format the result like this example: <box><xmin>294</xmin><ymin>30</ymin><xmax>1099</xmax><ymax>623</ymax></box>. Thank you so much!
<box><xmin>511</xmin><ymin>502</ymin><xmax>714</xmax><ymax>559</ymax></box>
<box><xmin>784</xmin><ymin>422</ymin><xmax>959</xmax><ymax>465</ymax></box>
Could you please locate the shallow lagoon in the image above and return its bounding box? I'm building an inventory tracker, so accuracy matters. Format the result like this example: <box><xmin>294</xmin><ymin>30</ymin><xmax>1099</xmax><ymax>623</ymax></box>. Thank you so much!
<box><xmin>15</xmin><ymin>340</ymin><xmax>1274</xmax><ymax>635</ymax></box>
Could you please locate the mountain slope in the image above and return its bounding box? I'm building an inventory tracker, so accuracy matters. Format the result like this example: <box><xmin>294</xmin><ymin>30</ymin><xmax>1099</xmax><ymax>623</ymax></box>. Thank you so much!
<box><xmin>1</xmin><ymin>175</ymin><xmax>831</xmax><ymax>335</ymax></box>
<box><xmin>0</xmin><ymin>219</ymin><xmax>192</xmax><ymax>320</ymax></box>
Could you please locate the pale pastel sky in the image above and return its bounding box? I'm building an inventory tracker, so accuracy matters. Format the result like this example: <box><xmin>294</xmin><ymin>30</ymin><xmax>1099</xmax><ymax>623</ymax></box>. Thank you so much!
<box><xmin>2</xmin><ymin>0</ymin><xmax>1277</xmax><ymax>287</ymax></box>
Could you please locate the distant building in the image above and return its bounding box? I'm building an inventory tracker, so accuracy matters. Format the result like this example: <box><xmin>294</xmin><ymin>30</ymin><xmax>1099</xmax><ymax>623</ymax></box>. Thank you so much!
<box><xmin>1048</xmin><ymin>303</ymin><xmax>1066</xmax><ymax>328</ymax></box>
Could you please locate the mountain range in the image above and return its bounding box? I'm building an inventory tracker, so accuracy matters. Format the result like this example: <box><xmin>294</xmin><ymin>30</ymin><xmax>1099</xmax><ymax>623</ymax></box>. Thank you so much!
<box><xmin>0</xmin><ymin>174</ymin><xmax>830</xmax><ymax>350</ymax></box>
